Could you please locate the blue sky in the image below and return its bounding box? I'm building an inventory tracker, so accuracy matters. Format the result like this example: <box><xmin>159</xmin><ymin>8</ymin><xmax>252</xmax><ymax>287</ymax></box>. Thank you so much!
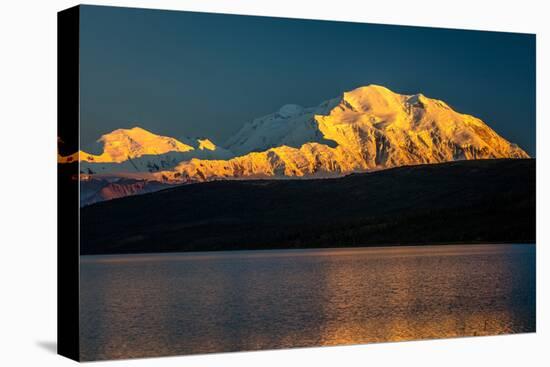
<box><xmin>80</xmin><ymin>5</ymin><xmax>536</xmax><ymax>156</ymax></box>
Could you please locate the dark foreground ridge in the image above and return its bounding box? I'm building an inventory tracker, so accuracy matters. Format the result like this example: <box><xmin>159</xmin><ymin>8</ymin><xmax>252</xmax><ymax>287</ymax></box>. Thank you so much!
<box><xmin>80</xmin><ymin>159</ymin><xmax>535</xmax><ymax>255</ymax></box>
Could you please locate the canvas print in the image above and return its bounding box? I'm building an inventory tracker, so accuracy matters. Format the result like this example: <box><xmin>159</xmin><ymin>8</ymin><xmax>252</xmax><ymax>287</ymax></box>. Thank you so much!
<box><xmin>57</xmin><ymin>5</ymin><xmax>536</xmax><ymax>361</ymax></box>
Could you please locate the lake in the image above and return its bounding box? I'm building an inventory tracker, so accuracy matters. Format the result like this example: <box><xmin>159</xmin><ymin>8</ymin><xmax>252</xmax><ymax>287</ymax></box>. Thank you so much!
<box><xmin>79</xmin><ymin>244</ymin><xmax>535</xmax><ymax>360</ymax></box>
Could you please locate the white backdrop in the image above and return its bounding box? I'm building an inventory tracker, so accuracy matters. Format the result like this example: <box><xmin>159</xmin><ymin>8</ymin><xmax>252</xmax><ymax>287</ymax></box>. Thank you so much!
<box><xmin>0</xmin><ymin>0</ymin><xmax>547</xmax><ymax>365</ymax></box>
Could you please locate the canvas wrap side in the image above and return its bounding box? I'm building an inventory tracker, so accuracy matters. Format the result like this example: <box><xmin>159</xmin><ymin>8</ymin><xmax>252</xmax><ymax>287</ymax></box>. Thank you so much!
<box><xmin>57</xmin><ymin>5</ymin><xmax>80</xmax><ymax>362</ymax></box>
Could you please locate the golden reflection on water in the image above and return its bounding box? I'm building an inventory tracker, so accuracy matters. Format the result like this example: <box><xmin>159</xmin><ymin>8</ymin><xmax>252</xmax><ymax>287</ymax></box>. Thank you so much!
<box><xmin>80</xmin><ymin>244</ymin><xmax>535</xmax><ymax>360</ymax></box>
<box><xmin>312</xmin><ymin>246</ymin><xmax>530</xmax><ymax>346</ymax></box>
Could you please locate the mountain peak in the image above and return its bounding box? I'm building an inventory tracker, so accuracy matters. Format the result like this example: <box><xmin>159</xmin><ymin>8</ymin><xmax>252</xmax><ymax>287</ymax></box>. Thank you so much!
<box><xmin>94</xmin><ymin>127</ymin><xmax>194</xmax><ymax>162</ymax></box>
<box><xmin>340</xmin><ymin>84</ymin><xmax>402</xmax><ymax>113</ymax></box>
<box><xmin>129</xmin><ymin>126</ymin><xmax>147</xmax><ymax>131</ymax></box>
<box><xmin>277</xmin><ymin>104</ymin><xmax>304</xmax><ymax>118</ymax></box>
<box><xmin>108</xmin><ymin>126</ymin><xmax>155</xmax><ymax>137</ymax></box>
<box><xmin>344</xmin><ymin>84</ymin><xmax>395</xmax><ymax>97</ymax></box>
<box><xmin>350</xmin><ymin>84</ymin><xmax>393</xmax><ymax>93</ymax></box>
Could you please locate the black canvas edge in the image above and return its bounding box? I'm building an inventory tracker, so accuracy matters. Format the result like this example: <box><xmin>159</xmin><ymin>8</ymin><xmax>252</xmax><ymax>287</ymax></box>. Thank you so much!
<box><xmin>57</xmin><ymin>5</ymin><xmax>81</xmax><ymax>362</ymax></box>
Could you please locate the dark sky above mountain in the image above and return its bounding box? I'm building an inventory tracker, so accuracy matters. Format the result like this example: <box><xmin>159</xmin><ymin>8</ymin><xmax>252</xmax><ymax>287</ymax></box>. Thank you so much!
<box><xmin>79</xmin><ymin>5</ymin><xmax>536</xmax><ymax>156</ymax></box>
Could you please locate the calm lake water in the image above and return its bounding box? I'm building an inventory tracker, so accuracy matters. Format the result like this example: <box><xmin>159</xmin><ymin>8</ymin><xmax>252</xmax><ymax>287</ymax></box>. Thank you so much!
<box><xmin>80</xmin><ymin>244</ymin><xmax>535</xmax><ymax>361</ymax></box>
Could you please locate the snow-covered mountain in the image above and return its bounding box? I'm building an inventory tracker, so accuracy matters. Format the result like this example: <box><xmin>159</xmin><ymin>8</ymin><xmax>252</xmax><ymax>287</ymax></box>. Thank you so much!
<box><xmin>79</xmin><ymin>127</ymin><xmax>195</xmax><ymax>162</ymax></box>
<box><xmin>225</xmin><ymin>101</ymin><xmax>340</xmax><ymax>155</ymax></box>
<box><xmin>60</xmin><ymin>84</ymin><xmax>529</xmax><ymax>205</ymax></box>
<box><xmin>61</xmin><ymin>127</ymin><xmax>233</xmax><ymax>174</ymax></box>
<box><xmin>157</xmin><ymin>85</ymin><xmax>528</xmax><ymax>183</ymax></box>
